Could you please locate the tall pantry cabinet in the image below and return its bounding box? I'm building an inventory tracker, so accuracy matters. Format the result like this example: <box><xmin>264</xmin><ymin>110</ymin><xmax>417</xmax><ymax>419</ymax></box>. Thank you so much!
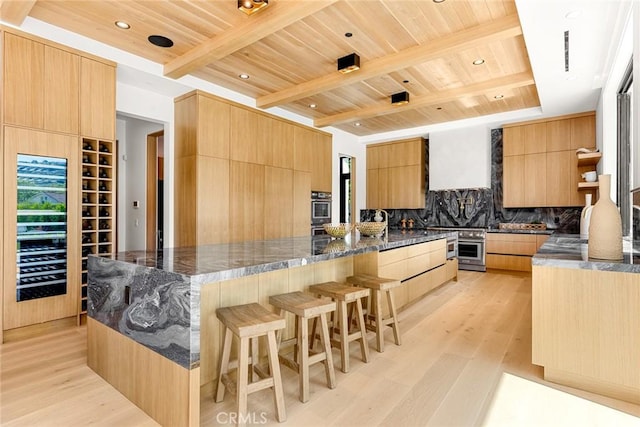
<box><xmin>174</xmin><ymin>90</ymin><xmax>332</xmax><ymax>246</ymax></box>
<box><xmin>1</xmin><ymin>28</ymin><xmax>116</xmax><ymax>340</ymax></box>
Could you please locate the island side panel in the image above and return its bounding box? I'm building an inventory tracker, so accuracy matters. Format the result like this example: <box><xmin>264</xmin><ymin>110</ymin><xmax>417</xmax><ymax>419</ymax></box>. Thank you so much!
<box><xmin>87</xmin><ymin>318</ymin><xmax>200</xmax><ymax>427</ymax></box>
<box><xmin>532</xmin><ymin>265</ymin><xmax>640</xmax><ymax>404</ymax></box>
<box><xmin>87</xmin><ymin>256</ymin><xmax>193</xmax><ymax>368</ymax></box>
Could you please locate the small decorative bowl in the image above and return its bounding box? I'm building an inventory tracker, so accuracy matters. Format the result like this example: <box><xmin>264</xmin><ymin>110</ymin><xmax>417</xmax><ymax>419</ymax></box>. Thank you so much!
<box><xmin>356</xmin><ymin>222</ymin><xmax>386</xmax><ymax>237</ymax></box>
<box><xmin>323</xmin><ymin>223</ymin><xmax>352</xmax><ymax>239</ymax></box>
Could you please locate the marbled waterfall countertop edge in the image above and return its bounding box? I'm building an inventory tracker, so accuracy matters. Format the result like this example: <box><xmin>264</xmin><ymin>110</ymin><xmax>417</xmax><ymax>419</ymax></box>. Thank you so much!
<box><xmin>532</xmin><ymin>234</ymin><xmax>640</xmax><ymax>273</ymax></box>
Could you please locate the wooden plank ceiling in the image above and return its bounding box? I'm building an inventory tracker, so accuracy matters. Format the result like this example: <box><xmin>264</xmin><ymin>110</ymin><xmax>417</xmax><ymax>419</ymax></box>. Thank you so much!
<box><xmin>13</xmin><ymin>0</ymin><xmax>540</xmax><ymax>136</ymax></box>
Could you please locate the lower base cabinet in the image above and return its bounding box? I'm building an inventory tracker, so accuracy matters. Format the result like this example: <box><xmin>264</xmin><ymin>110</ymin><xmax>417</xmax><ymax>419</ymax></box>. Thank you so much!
<box><xmin>354</xmin><ymin>238</ymin><xmax>454</xmax><ymax>314</ymax></box>
<box><xmin>486</xmin><ymin>233</ymin><xmax>549</xmax><ymax>272</ymax></box>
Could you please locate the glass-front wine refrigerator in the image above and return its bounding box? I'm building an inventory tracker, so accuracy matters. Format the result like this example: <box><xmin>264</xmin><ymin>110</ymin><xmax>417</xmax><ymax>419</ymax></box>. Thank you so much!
<box><xmin>2</xmin><ymin>127</ymin><xmax>79</xmax><ymax>331</ymax></box>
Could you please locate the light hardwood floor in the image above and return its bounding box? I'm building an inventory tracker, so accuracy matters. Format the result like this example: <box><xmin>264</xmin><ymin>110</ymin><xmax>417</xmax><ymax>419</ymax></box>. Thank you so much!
<box><xmin>1</xmin><ymin>270</ymin><xmax>639</xmax><ymax>426</ymax></box>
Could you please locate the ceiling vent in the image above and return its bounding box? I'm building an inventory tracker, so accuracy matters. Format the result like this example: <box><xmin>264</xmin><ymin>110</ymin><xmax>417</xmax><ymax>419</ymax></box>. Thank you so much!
<box><xmin>564</xmin><ymin>30</ymin><xmax>569</xmax><ymax>72</ymax></box>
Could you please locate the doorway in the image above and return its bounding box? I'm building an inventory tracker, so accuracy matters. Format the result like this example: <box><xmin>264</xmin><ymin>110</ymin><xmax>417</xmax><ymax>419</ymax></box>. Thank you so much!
<box><xmin>339</xmin><ymin>156</ymin><xmax>355</xmax><ymax>224</ymax></box>
<box><xmin>146</xmin><ymin>131</ymin><xmax>164</xmax><ymax>251</ymax></box>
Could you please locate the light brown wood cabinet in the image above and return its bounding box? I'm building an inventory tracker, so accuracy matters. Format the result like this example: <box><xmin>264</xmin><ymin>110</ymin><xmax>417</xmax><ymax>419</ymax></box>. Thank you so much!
<box><xmin>294</xmin><ymin>126</ymin><xmax>331</xmax><ymax>191</ymax></box>
<box><xmin>366</xmin><ymin>137</ymin><xmax>425</xmax><ymax>209</ymax></box>
<box><xmin>174</xmin><ymin>90</ymin><xmax>331</xmax><ymax>244</ymax></box>
<box><xmin>80</xmin><ymin>57</ymin><xmax>116</xmax><ymax>140</ymax></box>
<box><xmin>354</xmin><ymin>239</ymin><xmax>450</xmax><ymax>312</ymax></box>
<box><xmin>502</xmin><ymin>112</ymin><xmax>595</xmax><ymax>207</ymax></box>
<box><xmin>532</xmin><ymin>265</ymin><xmax>640</xmax><ymax>404</ymax></box>
<box><xmin>486</xmin><ymin>233</ymin><xmax>549</xmax><ymax>272</ymax></box>
<box><xmin>3</xmin><ymin>32</ymin><xmax>81</xmax><ymax>135</ymax></box>
<box><xmin>230</xmin><ymin>161</ymin><xmax>265</xmax><ymax>242</ymax></box>
<box><xmin>2</xmin><ymin>28</ymin><xmax>116</xmax><ymax>334</ymax></box>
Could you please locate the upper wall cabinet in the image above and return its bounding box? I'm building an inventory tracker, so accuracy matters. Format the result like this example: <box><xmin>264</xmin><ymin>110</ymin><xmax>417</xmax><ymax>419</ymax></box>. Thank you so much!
<box><xmin>3</xmin><ymin>32</ymin><xmax>80</xmax><ymax>134</ymax></box>
<box><xmin>366</xmin><ymin>137</ymin><xmax>425</xmax><ymax>209</ymax></box>
<box><xmin>3</xmin><ymin>30</ymin><xmax>115</xmax><ymax>140</ymax></box>
<box><xmin>503</xmin><ymin>112</ymin><xmax>595</xmax><ymax>208</ymax></box>
<box><xmin>80</xmin><ymin>57</ymin><xmax>116</xmax><ymax>140</ymax></box>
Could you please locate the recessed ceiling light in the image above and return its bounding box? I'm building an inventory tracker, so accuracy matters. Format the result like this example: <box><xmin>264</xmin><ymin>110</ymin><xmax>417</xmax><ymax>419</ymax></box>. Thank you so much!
<box><xmin>309</xmin><ymin>103</ymin><xmax>317</xmax><ymax>108</ymax></box>
<box><xmin>239</xmin><ymin>73</ymin><xmax>250</xmax><ymax>79</ymax></box>
<box><xmin>436</xmin><ymin>107</ymin><xmax>443</xmax><ymax>110</ymax></box>
<box><xmin>354</xmin><ymin>122</ymin><xmax>362</xmax><ymax>127</ymax></box>
<box><xmin>403</xmin><ymin>79</ymin><xmax>410</xmax><ymax>84</ymax></box>
<box><xmin>345</xmin><ymin>32</ymin><xmax>353</xmax><ymax>38</ymax></box>
<box><xmin>494</xmin><ymin>94</ymin><xmax>504</xmax><ymax>99</ymax></box>
<box><xmin>115</xmin><ymin>21</ymin><xmax>130</xmax><ymax>30</ymax></box>
<box><xmin>565</xmin><ymin>10</ymin><xmax>582</xmax><ymax>19</ymax></box>
<box><xmin>433</xmin><ymin>0</ymin><xmax>446</xmax><ymax>3</ymax></box>
<box><xmin>473</xmin><ymin>59</ymin><xmax>485</xmax><ymax>65</ymax></box>
<box><xmin>148</xmin><ymin>35</ymin><xmax>173</xmax><ymax>48</ymax></box>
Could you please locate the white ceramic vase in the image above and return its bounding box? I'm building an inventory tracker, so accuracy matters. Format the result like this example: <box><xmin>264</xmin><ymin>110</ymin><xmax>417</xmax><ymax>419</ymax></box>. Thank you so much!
<box><xmin>580</xmin><ymin>193</ymin><xmax>593</xmax><ymax>239</ymax></box>
<box><xmin>588</xmin><ymin>174</ymin><xmax>623</xmax><ymax>260</ymax></box>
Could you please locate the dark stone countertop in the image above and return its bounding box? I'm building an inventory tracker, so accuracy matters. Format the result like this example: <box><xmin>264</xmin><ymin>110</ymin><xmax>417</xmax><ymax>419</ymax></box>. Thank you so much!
<box><xmin>532</xmin><ymin>234</ymin><xmax>640</xmax><ymax>273</ymax></box>
<box><xmin>102</xmin><ymin>230</ymin><xmax>457</xmax><ymax>285</ymax></box>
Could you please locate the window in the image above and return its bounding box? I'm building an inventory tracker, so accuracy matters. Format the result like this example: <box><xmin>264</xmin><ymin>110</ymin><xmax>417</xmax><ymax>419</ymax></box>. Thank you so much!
<box><xmin>617</xmin><ymin>58</ymin><xmax>632</xmax><ymax>236</ymax></box>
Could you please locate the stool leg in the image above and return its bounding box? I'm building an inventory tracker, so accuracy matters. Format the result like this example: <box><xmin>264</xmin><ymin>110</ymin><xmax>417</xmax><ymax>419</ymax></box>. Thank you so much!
<box><xmin>319</xmin><ymin>312</ymin><xmax>336</xmax><ymax>389</ymax></box>
<box><xmin>373</xmin><ymin>289</ymin><xmax>385</xmax><ymax>352</ymax></box>
<box><xmin>266</xmin><ymin>330</ymin><xmax>287</xmax><ymax>422</ymax></box>
<box><xmin>249</xmin><ymin>337</ymin><xmax>259</xmax><ymax>382</ymax></box>
<box><xmin>215</xmin><ymin>326</ymin><xmax>233</xmax><ymax>403</ymax></box>
<box><xmin>299</xmin><ymin>316</ymin><xmax>310</xmax><ymax>403</ymax></box>
<box><xmin>338</xmin><ymin>300</ymin><xmax>350</xmax><ymax>373</ymax></box>
<box><xmin>387</xmin><ymin>289</ymin><xmax>402</xmax><ymax>346</ymax></box>
<box><xmin>237</xmin><ymin>337</ymin><xmax>250</xmax><ymax>426</ymax></box>
<box><xmin>354</xmin><ymin>297</ymin><xmax>370</xmax><ymax>363</ymax></box>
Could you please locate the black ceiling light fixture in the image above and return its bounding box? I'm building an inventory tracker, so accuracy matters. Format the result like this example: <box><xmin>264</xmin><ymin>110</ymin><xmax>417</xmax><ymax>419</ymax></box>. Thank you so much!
<box><xmin>391</xmin><ymin>91</ymin><xmax>410</xmax><ymax>105</ymax></box>
<box><xmin>337</xmin><ymin>53</ymin><xmax>360</xmax><ymax>74</ymax></box>
<box><xmin>148</xmin><ymin>35</ymin><xmax>174</xmax><ymax>48</ymax></box>
<box><xmin>238</xmin><ymin>0</ymin><xmax>269</xmax><ymax>15</ymax></box>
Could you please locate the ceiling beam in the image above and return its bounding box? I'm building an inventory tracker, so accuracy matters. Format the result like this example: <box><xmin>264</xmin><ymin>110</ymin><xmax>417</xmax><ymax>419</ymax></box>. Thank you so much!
<box><xmin>314</xmin><ymin>72</ymin><xmax>535</xmax><ymax>128</ymax></box>
<box><xmin>164</xmin><ymin>0</ymin><xmax>338</xmax><ymax>79</ymax></box>
<box><xmin>0</xmin><ymin>0</ymin><xmax>37</xmax><ymax>25</ymax></box>
<box><xmin>257</xmin><ymin>14</ymin><xmax>523</xmax><ymax>109</ymax></box>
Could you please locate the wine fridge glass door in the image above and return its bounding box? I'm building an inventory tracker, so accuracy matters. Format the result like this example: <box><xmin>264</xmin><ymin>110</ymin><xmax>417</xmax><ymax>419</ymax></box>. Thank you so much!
<box><xmin>2</xmin><ymin>127</ymin><xmax>80</xmax><ymax>330</ymax></box>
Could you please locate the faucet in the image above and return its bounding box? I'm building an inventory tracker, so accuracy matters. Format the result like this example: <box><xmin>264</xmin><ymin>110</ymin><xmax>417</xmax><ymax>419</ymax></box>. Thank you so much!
<box><xmin>456</xmin><ymin>196</ymin><xmax>474</xmax><ymax>217</ymax></box>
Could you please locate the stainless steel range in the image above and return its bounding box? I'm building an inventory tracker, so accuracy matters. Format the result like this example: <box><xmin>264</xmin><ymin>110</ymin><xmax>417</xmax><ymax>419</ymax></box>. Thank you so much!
<box><xmin>428</xmin><ymin>227</ymin><xmax>486</xmax><ymax>272</ymax></box>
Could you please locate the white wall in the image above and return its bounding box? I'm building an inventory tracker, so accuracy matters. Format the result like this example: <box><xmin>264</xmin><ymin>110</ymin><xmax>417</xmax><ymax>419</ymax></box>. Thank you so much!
<box><xmin>116</xmin><ymin>119</ymin><xmax>127</xmax><ymax>250</ymax></box>
<box><xmin>428</xmin><ymin>125</ymin><xmax>492</xmax><ymax>191</ymax></box>
<box><xmin>116</xmin><ymin>82</ymin><xmax>173</xmax><ymax>248</ymax></box>
<box><xmin>117</xmin><ymin>116</ymin><xmax>163</xmax><ymax>251</ymax></box>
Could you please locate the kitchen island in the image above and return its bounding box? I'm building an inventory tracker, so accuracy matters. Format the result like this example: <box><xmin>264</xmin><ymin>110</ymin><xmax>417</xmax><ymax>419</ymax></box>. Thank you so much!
<box><xmin>532</xmin><ymin>234</ymin><xmax>640</xmax><ymax>405</ymax></box>
<box><xmin>87</xmin><ymin>230</ymin><xmax>456</xmax><ymax>426</ymax></box>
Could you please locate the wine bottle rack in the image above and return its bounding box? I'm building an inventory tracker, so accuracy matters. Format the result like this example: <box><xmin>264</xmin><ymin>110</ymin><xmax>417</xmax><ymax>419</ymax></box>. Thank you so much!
<box><xmin>81</xmin><ymin>138</ymin><xmax>116</xmax><ymax>320</ymax></box>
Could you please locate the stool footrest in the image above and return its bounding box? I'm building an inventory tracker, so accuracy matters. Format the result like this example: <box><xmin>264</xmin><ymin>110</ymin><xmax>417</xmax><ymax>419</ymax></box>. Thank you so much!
<box><xmin>247</xmin><ymin>377</ymin><xmax>275</xmax><ymax>394</ymax></box>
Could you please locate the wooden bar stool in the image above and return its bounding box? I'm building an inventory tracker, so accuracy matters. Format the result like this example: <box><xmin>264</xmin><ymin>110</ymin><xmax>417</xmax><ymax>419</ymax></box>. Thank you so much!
<box><xmin>308</xmin><ymin>281</ymin><xmax>370</xmax><ymax>373</ymax></box>
<box><xmin>215</xmin><ymin>303</ymin><xmax>286</xmax><ymax>426</ymax></box>
<box><xmin>347</xmin><ymin>274</ymin><xmax>402</xmax><ymax>352</ymax></box>
<box><xmin>269</xmin><ymin>291</ymin><xmax>337</xmax><ymax>402</ymax></box>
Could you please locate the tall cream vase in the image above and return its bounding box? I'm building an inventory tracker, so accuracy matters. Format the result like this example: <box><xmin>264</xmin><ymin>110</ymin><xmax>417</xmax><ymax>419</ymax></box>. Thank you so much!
<box><xmin>588</xmin><ymin>174</ymin><xmax>623</xmax><ymax>260</ymax></box>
